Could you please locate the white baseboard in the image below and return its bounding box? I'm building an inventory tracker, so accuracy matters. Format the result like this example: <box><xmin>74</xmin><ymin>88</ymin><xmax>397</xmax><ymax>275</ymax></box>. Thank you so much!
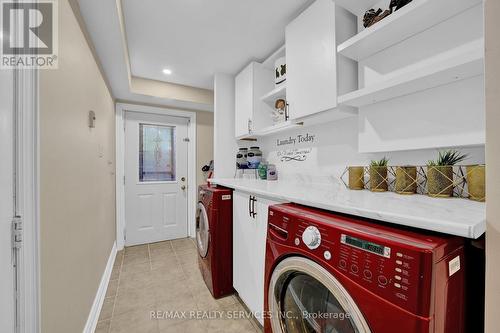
<box><xmin>83</xmin><ymin>241</ymin><xmax>117</xmax><ymax>333</ymax></box>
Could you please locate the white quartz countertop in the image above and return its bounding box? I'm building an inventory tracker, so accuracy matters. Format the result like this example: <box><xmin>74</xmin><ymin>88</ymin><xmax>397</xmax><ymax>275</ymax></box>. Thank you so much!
<box><xmin>209</xmin><ymin>178</ymin><xmax>486</xmax><ymax>239</ymax></box>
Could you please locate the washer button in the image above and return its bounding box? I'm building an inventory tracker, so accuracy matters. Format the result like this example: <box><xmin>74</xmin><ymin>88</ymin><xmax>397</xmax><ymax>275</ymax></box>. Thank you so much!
<box><xmin>378</xmin><ymin>275</ymin><xmax>388</xmax><ymax>286</ymax></box>
<box><xmin>396</xmin><ymin>260</ymin><xmax>403</xmax><ymax>265</ymax></box>
<box><xmin>294</xmin><ymin>237</ymin><xmax>300</xmax><ymax>246</ymax></box>
<box><xmin>350</xmin><ymin>264</ymin><xmax>359</xmax><ymax>274</ymax></box>
<box><xmin>395</xmin><ymin>268</ymin><xmax>402</xmax><ymax>273</ymax></box>
<box><xmin>394</xmin><ymin>283</ymin><xmax>401</xmax><ymax>288</ymax></box>
<box><xmin>397</xmin><ymin>252</ymin><xmax>403</xmax><ymax>257</ymax></box>
<box><xmin>395</xmin><ymin>275</ymin><xmax>402</xmax><ymax>281</ymax></box>
<box><xmin>363</xmin><ymin>270</ymin><xmax>372</xmax><ymax>279</ymax></box>
<box><xmin>339</xmin><ymin>259</ymin><xmax>347</xmax><ymax>269</ymax></box>
<box><xmin>324</xmin><ymin>251</ymin><xmax>332</xmax><ymax>260</ymax></box>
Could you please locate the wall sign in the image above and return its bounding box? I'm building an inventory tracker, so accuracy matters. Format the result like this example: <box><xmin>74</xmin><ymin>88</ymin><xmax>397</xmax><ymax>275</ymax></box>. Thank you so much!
<box><xmin>274</xmin><ymin>132</ymin><xmax>316</xmax><ymax>162</ymax></box>
<box><xmin>276</xmin><ymin>133</ymin><xmax>316</xmax><ymax>146</ymax></box>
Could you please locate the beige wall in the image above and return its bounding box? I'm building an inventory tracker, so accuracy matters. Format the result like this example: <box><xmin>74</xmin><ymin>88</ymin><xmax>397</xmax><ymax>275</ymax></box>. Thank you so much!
<box><xmin>39</xmin><ymin>1</ymin><xmax>116</xmax><ymax>332</ymax></box>
<box><xmin>196</xmin><ymin>112</ymin><xmax>214</xmax><ymax>186</ymax></box>
<box><xmin>485</xmin><ymin>0</ymin><xmax>500</xmax><ymax>331</ymax></box>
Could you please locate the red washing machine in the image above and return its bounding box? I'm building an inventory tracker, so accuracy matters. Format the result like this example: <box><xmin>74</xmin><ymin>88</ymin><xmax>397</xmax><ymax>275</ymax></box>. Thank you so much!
<box><xmin>264</xmin><ymin>203</ymin><xmax>466</xmax><ymax>333</ymax></box>
<box><xmin>196</xmin><ymin>185</ymin><xmax>234</xmax><ymax>298</ymax></box>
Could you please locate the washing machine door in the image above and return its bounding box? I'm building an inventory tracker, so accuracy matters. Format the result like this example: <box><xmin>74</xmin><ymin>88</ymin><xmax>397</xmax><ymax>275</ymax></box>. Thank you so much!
<box><xmin>269</xmin><ymin>257</ymin><xmax>371</xmax><ymax>333</ymax></box>
<box><xmin>196</xmin><ymin>202</ymin><xmax>210</xmax><ymax>258</ymax></box>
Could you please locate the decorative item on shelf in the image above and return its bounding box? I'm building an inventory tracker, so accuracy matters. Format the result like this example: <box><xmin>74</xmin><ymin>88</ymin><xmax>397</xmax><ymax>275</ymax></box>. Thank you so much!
<box><xmin>275</xmin><ymin>57</ymin><xmax>286</xmax><ymax>86</ymax></box>
<box><xmin>247</xmin><ymin>146</ymin><xmax>263</xmax><ymax>169</ymax></box>
<box><xmin>363</xmin><ymin>8</ymin><xmax>391</xmax><ymax>28</ymax></box>
<box><xmin>271</xmin><ymin>98</ymin><xmax>287</xmax><ymax>123</ymax></box>
<box><xmin>348</xmin><ymin>166</ymin><xmax>365</xmax><ymax>190</ymax></box>
<box><xmin>427</xmin><ymin>150</ymin><xmax>468</xmax><ymax>198</ymax></box>
<box><xmin>340</xmin><ymin>163</ymin><xmax>485</xmax><ymax>201</ymax></box>
<box><xmin>236</xmin><ymin>148</ymin><xmax>248</xmax><ymax>169</ymax></box>
<box><xmin>369</xmin><ymin>157</ymin><xmax>389</xmax><ymax>192</ymax></box>
<box><xmin>395</xmin><ymin>166</ymin><xmax>417</xmax><ymax>194</ymax></box>
<box><xmin>466</xmin><ymin>164</ymin><xmax>485</xmax><ymax>202</ymax></box>
<box><xmin>389</xmin><ymin>0</ymin><xmax>413</xmax><ymax>13</ymax></box>
<box><xmin>258</xmin><ymin>161</ymin><xmax>268</xmax><ymax>180</ymax></box>
<box><xmin>267</xmin><ymin>164</ymin><xmax>278</xmax><ymax>181</ymax></box>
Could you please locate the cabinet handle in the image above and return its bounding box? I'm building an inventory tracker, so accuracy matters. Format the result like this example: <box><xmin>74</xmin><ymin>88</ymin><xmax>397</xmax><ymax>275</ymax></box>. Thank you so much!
<box><xmin>252</xmin><ymin>196</ymin><xmax>257</xmax><ymax>219</ymax></box>
<box><xmin>285</xmin><ymin>102</ymin><xmax>290</xmax><ymax>121</ymax></box>
<box><xmin>248</xmin><ymin>119</ymin><xmax>252</xmax><ymax>134</ymax></box>
<box><xmin>248</xmin><ymin>196</ymin><xmax>252</xmax><ymax>217</ymax></box>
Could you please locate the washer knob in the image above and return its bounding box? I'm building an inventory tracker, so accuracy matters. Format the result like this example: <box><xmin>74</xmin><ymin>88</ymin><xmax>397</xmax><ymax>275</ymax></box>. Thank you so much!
<box><xmin>302</xmin><ymin>226</ymin><xmax>321</xmax><ymax>250</ymax></box>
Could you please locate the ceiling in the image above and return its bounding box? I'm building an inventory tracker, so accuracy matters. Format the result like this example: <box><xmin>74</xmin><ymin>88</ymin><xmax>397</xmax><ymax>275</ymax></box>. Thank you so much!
<box><xmin>77</xmin><ymin>0</ymin><xmax>314</xmax><ymax>110</ymax></box>
<box><xmin>123</xmin><ymin>0</ymin><xmax>312</xmax><ymax>90</ymax></box>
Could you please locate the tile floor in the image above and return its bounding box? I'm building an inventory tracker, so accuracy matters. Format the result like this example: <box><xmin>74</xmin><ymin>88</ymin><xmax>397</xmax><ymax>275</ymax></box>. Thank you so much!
<box><xmin>95</xmin><ymin>238</ymin><xmax>262</xmax><ymax>333</ymax></box>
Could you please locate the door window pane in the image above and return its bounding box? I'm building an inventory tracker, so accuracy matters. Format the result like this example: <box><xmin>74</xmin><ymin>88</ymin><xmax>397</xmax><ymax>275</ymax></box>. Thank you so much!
<box><xmin>139</xmin><ymin>124</ymin><xmax>175</xmax><ymax>182</ymax></box>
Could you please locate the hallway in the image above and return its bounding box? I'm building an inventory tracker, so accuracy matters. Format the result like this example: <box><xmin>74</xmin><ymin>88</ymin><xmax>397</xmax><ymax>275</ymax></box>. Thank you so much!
<box><xmin>95</xmin><ymin>238</ymin><xmax>261</xmax><ymax>333</ymax></box>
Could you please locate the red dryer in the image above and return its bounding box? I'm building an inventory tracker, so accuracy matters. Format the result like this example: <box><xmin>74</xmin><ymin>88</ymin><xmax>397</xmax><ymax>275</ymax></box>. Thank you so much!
<box><xmin>196</xmin><ymin>185</ymin><xmax>234</xmax><ymax>298</ymax></box>
<box><xmin>264</xmin><ymin>203</ymin><xmax>466</xmax><ymax>333</ymax></box>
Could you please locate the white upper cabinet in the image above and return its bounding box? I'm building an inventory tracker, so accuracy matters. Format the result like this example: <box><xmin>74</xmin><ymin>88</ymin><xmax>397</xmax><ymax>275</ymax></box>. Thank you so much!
<box><xmin>234</xmin><ymin>62</ymin><xmax>274</xmax><ymax>138</ymax></box>
<box><xmin>285</xmin><ymin>0</ymin><xmax>356</xmax><ymax>120</ymax></box>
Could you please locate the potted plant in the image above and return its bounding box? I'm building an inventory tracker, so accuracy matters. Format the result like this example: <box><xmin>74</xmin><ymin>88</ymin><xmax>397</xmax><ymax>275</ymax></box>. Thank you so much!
<box><xmin>427</xmin><ymin>150</ymin><xmax>467</xmax><ymax>198</ymax></box>
<box><xmin>395</xmin><ymin>166</ymin><xmax>417</xmax><ymax>195</ymax></box>
<box><xmin>348</xmin><ymin>166</ymin><xmax>365</xmax><ymax>190</ymax></box>
<box><xmin>370</xmin><ymin>157</ymin><xmax>389</xmax><ymax>192</ymax></box>
<box><xmin>466</xmin><ymin>164</ymin><xmax>485</xmax><ymax>202</ymax></box>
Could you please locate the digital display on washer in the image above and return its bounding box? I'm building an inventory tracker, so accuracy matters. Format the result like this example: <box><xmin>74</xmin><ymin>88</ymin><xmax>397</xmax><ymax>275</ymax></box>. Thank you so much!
<box><xmin>341</xmin><ymin>234</ymin><xmax>391</xmax><ymax>258</ymax></box>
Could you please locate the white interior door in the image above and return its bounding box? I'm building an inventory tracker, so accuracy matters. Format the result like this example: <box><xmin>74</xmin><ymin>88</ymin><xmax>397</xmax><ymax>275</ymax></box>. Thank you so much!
<box><xmin>0</xmin><ymin>69</ymin><xmax>15</xmax><ymax>332</ymax></box>
<box><xmin>125</xmin><ymin>112</ymin><xmax>189</xmax><ymax>246</ymax></box>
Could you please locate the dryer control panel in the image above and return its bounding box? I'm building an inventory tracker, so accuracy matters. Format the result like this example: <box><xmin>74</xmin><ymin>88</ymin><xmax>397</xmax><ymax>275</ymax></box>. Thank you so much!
<box><xmin>268</xmin><ymin>203</ymin><xmax>464</xmax><ymax>317</ymax></box>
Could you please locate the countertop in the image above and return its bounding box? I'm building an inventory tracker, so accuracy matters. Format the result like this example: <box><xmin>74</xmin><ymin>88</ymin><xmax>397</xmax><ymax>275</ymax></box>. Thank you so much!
<box><xmin>209</xmin><ymin>178</ymin><xmax>486</xmax><ymax>239</ymax></box>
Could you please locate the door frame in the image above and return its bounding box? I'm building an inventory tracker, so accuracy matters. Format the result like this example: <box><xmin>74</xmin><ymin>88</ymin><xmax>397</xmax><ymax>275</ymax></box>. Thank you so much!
<box><xmin>115</xmin><ymin>103</ymin><xmax>197</xmax><ymax>250</ymax></box>
<box><xmin>13</xmin><ymin>68</ymin><xmax>41</xmax><ymax>332</ymax></box>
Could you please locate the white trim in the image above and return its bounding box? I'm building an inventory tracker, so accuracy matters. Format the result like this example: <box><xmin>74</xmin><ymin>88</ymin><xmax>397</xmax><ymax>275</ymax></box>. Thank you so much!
<box><xmin>115</xmin><ymin>103</ymin><xmax>197</xmax><ymax>250</ymax></box>
<box><xmin>83</xmin><ymin>242</ymin><xmax>117</xmax><ymax>333</ymax></box>
<box><xmin>14</xmin><ymin>67</ymin><xmax>40</xmax><ymax>333</ymax></box>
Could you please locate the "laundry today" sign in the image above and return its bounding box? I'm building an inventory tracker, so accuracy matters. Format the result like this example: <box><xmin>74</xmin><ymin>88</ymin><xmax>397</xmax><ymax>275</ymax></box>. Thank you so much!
<box><xmin>276</xmin><ymin>133</ymin><xmax>316</xmax><ymax>146</ymax></box>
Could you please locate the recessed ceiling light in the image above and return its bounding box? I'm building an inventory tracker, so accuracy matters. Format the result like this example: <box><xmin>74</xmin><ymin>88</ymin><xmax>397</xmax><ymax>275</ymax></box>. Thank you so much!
<box><xmin>162</xmin><ymin>68</ymin><xmax>172</xmax><ymax>75</ymax></box>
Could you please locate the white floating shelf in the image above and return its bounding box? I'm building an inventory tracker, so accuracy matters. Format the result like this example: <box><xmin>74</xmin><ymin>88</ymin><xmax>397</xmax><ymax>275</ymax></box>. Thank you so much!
<box><xmin>260</xmin><ymin>84</ymin><xmax>286</xmax><ymax>104</ymax></box>
<box><xmin>254</xmin><ymin>120</ymin><xmax>303</xmax><ymax>137</ymax></box>
<box><xmin>338</xmin><ymin>41</ymin><xmax>484</xmax><ymax>107</ymax></box>
<box><xmin>337</xmin><ymin>0</ymin><xmax>482</xmax><ymax>61</ymax></box>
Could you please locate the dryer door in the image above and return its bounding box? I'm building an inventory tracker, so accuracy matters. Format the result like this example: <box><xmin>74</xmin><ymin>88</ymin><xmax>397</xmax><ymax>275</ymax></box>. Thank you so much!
<box><xmin>196</xmin><ymin>202</ymin><xmax>210</xmax><ymax>258</ymax></box>
<box><xmin>269</xmin><ymin>257</ymin><xmax>371</xmax><ymax>333</ymax></box>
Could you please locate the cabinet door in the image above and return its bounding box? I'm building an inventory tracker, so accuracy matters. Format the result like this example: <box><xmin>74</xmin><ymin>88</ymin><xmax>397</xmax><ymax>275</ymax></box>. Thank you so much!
<box><xmin>234</xmin><ymin>64</ymin><xmax>253</xmax><ymax>137</ymax></box>
<box><xmin>232</xmin><ymin>191</ymin><xmax>252</xmax><ymax>294</ymax></box>
<box><xmin>286</xmin><ymin>0</ymin><xmax>337</xmax><ymax>119</ymax></box>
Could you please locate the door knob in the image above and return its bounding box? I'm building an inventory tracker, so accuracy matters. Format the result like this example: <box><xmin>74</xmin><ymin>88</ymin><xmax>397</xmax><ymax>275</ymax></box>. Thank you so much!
<box><xmin>181</xmin><ymin>185</ymin><xmax>186</xmax><ymax>190</ymax></box>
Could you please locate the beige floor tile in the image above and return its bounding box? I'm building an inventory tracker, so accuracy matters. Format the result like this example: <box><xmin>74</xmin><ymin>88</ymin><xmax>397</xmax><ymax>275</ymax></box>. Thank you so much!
<box><xmin>154</xmin><ymin>281</ymin><xmax>194</xmax><ymax>304</ymax></box>
<box><xmin>156</xmin><ymin>296</ymin><xmax>200</xmax><ymax>329</ymax></box>
<box><xmin>113</xmin><ymin>287</ymin><xmax>156</xmax><ymax>316</ymax></box>
<box><xmin>150</xmin><ymin>247</ymin><xmax>174</xmax><ymax>260</ymax></box>
<box><xmin>118</xmin><ymin>270</ymin><xmax>154</xmax><ymax>293</ymax></box>
<box><xmin>150</xmin><ymin>265</ymin><xmax>185</xmax><ymax>284</ymax></box>
<box><xmin>159</xmin><ymin>318</ymin><xmax>208</xmax><ymax>333</ymax></box>
<box><xmin>110</xmin><ymin>307</ymin><xmax>159</xmax><ymax>333</ymax></box>
<box><xmin>120</xmin><ymin>261</ymin><xmax>151</xmax><ymax>277</ymax></box>
<box><xmin>150</xmin><ymin>256</ymin><xmax>179</xmax><ymax>271</ymax></box>
<box><xmin>105</xmin><ymin>279</ymin><xmax>119</xmax><ymax>299</ymax></box>
<box><xmin>99</xmin><ymin>298</ymin><xmax>115</xmax><ymax>322</ymax></box>
<box><xmin>124</xmin><ymin>244</ymin><xmax>149</xmax><ymax>257</ymax></box>
<box><xmin>95</xmin><ymin>320</ymin><xmax>111</xmax><ymax>333</ymax></box>
<box><xmin>122</xmin><ymin>253</ymin><xmax>150</xmax><ymax>267</ymax></box>
<box><xmin>149</xmin><ymin>241</ymin><xmax>172</xmax><ymax>251</ymax></box>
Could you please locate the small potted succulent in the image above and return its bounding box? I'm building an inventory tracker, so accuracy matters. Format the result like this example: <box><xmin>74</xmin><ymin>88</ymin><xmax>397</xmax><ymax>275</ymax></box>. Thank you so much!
<box><xmin>427</xmin><ymin>150</ymin><xmax>467</xmax><ymax>198</ymax></box>
<box><xmin>370</xmin><ymin>157</ymin><xmax>389</xmax><ymax>192</ymax></box>
<box><xmin>348</xmin><ymin>166</ymin><xmax>365</xmax><ymax>190</ymax></box>
<box><xmin>466</xmin><ymin>164</ymin><xmax>485</xmax><ymax>202</ymax></box>
<box><xmin>395</xmin><ymin>166</ymin><xmax>417</xmax><ymax>195</ymax></box>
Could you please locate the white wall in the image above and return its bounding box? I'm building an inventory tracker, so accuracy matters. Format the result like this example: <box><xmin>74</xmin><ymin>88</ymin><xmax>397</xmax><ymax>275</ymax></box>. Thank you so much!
<box><xmin>213</xmin><ymin>74</ymin><xmax>238</xmax><ymax>178</ymax></box>
<box><xmin>252</xmin><ymin>116</ymin><xmax>485</xmax><ymax>185</ymax></box>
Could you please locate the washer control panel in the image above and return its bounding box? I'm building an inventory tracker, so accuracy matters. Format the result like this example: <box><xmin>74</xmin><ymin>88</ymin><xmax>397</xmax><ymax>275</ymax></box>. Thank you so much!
<box><xmin>302</xmin><ymin>226</ymin><xmax>321</xmax><ymax>249</ymax></box>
